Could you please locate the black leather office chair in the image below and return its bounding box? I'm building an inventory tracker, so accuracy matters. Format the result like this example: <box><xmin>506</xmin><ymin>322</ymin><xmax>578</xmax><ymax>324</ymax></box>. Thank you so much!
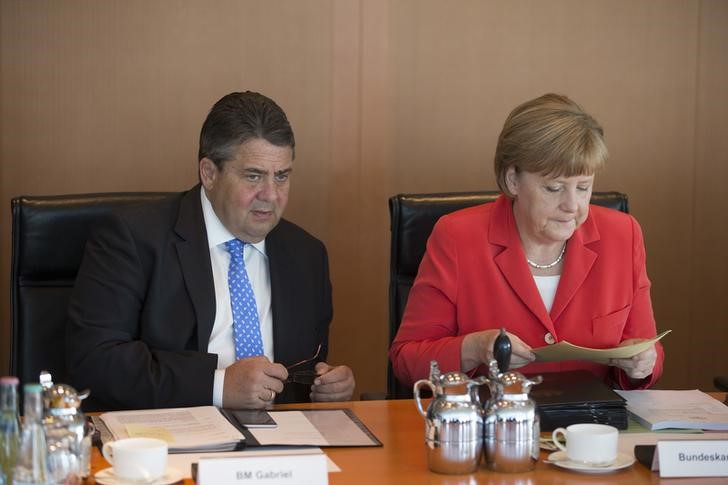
<box><xmin>715</xmin><ymin>376</ymin><xmax>728</xmax><ymax>392</ymax></box>
<box><xmin>10</xmin><ymin>193</ymin><xmax>174</xmax><ymax>395</ymax></box>
<box><xmin>387</xmin><ymin>191</ymin><xmax>629</xmax><ymax>399</ymax></box>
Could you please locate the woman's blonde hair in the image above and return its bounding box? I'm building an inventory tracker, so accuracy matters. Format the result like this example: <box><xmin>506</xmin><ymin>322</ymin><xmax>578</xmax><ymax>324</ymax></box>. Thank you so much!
<box><xmin>494</xmin><ymin>93</ymin><xmax>608</xmax><ymax>198</ymax></box>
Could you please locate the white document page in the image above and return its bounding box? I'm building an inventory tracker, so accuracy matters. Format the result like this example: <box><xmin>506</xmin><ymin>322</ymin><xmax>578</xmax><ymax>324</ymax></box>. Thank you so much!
<box><xmin>100</xmin><ymin>406</ymin><xmax>245</xmax><ymax>452</ymax></box>
<box><xmin>615</xmin><ymin>389</ymin><xmax>728</xmax><ymax>431</ymax></box>
<box><xmin>248</xmin><ymin>411</ymin><xmax>328</xmax><ymax>446</ymax></box>
<box><xmin>247</xmin><ymin>410</ymin><xmax>380</xmax><ymax>447</ymax></box>
<box><xmin>533</xmin><ymin>330</ymin><xmax>671</xmax><ymax>363</ymax></box>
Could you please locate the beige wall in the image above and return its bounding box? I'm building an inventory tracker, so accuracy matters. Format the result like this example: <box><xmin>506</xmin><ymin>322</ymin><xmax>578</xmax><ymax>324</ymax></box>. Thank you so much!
<box><xmin>2</xmin><ymin>0</ymin><xmax>727</xmax><ymax>395</ymax></box>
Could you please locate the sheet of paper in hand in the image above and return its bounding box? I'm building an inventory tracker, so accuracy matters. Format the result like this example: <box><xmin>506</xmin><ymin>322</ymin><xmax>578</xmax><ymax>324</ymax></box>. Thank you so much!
<box><xmin>532</xmin><ymin>330</ymin><xmax>671</xmax><ymax>363</ymax></box>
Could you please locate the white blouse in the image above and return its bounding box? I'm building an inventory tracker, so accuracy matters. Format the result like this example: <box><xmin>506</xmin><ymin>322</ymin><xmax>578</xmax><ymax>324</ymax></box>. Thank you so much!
<box><xmin>534</xmin><ymin>275</ymin><xmax>561</xmax><ymax>313</ymax></box>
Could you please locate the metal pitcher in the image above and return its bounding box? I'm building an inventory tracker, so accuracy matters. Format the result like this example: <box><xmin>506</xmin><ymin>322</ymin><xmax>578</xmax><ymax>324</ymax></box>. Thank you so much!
<box><xmin>414</xmin><ymin>361</ymin><xmax>487</xmax><ymax>474</ymax></box>
<box><xmin>483</xmin><ymin>338</ymin><xmax>542</xmax><ymax>473</ymax></box>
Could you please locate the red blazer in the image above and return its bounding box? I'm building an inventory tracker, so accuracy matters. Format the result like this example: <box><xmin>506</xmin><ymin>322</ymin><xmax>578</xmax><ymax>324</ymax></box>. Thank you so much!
<box><xmin>390</xmin><ymin>195</ymin><xmax>664</xmax><ymax>390</ymax></box>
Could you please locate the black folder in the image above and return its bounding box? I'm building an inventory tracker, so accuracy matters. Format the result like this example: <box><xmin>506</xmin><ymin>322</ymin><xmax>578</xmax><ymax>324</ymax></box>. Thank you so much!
<box><xmin>527</xmin><ymin>370</ymin><xmax>628</xmax><ymax>431</ymax></box>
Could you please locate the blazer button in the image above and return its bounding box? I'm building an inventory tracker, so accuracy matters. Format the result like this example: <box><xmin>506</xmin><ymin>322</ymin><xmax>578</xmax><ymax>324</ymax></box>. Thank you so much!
<box><xmin>544</xmin><ymin>332</ymin><xmax>556</xmax><ymax>345</ymax></box>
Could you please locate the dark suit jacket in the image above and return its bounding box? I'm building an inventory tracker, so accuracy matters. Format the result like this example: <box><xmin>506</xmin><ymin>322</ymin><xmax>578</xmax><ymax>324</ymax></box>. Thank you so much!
<box><xmin>66</xmin><ymin>185</ymin><xmax>332</xmax><ymax>410</ymax></box>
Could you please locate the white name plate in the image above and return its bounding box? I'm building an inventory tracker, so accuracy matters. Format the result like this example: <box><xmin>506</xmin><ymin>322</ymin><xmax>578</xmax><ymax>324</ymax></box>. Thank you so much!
<box><xmin>197</xmin><ymin>452</ymin><xmax>328</xmax><ymax>485</ymax></box>
<box><xmin>657</xmin><ymin>440</ymin><xmax>728</xmax><ymax>477</ymax></box>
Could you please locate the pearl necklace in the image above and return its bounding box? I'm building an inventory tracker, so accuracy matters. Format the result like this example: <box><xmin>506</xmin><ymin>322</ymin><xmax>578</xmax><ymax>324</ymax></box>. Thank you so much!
<box><xmin>526</xmin><ymin>243</ymin><xmax>566</xmax><ymax>270</ymax></box>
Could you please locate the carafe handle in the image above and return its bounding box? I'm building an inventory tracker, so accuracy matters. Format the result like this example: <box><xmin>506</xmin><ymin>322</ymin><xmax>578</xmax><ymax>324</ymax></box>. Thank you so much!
<box><xmin>413</xmin><ymin>379</ymin><xmax>435</xmax><ymax>418</ymax></box>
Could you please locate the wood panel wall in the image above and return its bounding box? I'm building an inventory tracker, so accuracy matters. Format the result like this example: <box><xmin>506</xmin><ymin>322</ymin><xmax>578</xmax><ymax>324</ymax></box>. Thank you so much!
<box><xmin>2</xmin><ymin>0</ymin><xmax>727</xmax><ymax>395</ymax></box>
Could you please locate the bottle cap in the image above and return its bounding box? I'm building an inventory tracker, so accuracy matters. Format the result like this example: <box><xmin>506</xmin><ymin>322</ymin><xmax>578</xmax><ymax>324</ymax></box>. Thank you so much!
<box><xmin>23</xmin><ymin>383</ymin><xmax>42</xmax><ymax>392</ymax></box>
<box><xmin>0</xmin><ymin>376</ymin><xmax>19</xmax><ymax>385</ymax></box>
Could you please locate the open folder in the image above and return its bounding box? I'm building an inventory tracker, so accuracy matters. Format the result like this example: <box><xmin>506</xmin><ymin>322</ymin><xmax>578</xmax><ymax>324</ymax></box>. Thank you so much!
<box><xmin>96</xmin><ymin>405</ymin><xmax>380</xmax><ymax>453</ymax></box>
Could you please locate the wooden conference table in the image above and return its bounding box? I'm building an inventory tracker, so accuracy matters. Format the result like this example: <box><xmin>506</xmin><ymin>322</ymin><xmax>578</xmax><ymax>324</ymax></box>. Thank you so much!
<box><xmin>88</xmin><ymin>394</ymin><xmax>728</xmax><ymax>485</ymax></box>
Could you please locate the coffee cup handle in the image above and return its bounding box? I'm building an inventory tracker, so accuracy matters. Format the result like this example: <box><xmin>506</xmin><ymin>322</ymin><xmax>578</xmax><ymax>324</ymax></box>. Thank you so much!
<box><xmin>101</xmin><ymin>442</ymin><xmax>115</xmax><ymax>465</ymax></box>
<box><xmin>552</xmin><ymin>427</ymin><xmax>568</xmax><ymax>453</ymax></box>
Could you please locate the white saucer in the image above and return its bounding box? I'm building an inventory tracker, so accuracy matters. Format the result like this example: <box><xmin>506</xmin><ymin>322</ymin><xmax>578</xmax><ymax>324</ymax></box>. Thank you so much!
<box><xmin>94</xmin><ymin>466</ymin><xmax>185</xmax><ymax>485</ymax></box>
<box><xmin>545</xmin><ymin>451</ymin><xmax>635</xmax><ymax>474</ymax></box>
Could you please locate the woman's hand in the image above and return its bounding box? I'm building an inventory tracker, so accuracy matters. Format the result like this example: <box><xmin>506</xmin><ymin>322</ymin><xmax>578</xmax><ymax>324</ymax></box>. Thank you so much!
<box><xmin>608</xmin><ymin>339</ymin><xmax>657</xmax><ymax>380</ymax></box>
<box><xmin>461</xmin><ymin>329</ymin><xmax>535</xmax><ymax>372</ymax></box>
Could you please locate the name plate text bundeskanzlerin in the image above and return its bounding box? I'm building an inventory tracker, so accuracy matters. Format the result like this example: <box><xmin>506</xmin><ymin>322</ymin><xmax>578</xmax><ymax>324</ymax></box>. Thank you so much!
<box><xmin>656</xmin><ymin>440</ymin><xmax>728</xmax><ymax>477</ymax></box>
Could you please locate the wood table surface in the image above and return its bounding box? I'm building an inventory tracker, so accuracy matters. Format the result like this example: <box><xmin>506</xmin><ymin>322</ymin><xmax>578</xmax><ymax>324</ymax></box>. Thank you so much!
<box><xmin>88</xmin><ymin>393</ymin><xmax>728</xmax><ymax>484</ymax></box>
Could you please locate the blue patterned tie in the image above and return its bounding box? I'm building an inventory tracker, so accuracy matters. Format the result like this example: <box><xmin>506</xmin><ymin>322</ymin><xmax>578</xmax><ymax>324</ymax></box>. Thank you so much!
<box><xmin>225</xmin><ymin>239</ymin><xmax>264</xmax><ymax>359</ymax></box>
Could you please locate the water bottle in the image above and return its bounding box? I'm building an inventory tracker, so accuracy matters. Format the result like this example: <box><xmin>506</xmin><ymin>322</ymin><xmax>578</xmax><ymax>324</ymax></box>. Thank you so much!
<box><xmin>40</xmin><ymin>372</ymin><xmax>91</xmax><ymax>483</ymax></box>
<box><xmin>0</xmin><ymin>377</ymin><xmax>20</xmax><ymax>485</ymax></box>
<box><xmin>13</xmin><ymin>384</ymin><xmax>48</xmax><ymax>485</ymax></box>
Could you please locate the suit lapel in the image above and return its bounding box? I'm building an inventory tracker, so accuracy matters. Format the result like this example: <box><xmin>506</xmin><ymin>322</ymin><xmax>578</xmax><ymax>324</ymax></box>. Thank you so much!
<box><xmin>490</xmin><ymin>197</ymin><xmax>553</xmax><ymax>331</ymax></box>
<box><xmin>174</xmin><ymin>185</ymin><xmax>216</xmax><ymax>352</ymax></box>
<box><xmin>550</xmin><ymin>210</ymin><xmax>599</xmax><ymax>322</ymax></box>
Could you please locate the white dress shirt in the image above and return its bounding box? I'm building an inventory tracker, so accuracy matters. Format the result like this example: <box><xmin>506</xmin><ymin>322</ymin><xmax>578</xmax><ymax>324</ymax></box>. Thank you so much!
<box><xmin>200</xmin><ymin>189</ymin><xmax>274</xmax><ymax>406</ymax></box>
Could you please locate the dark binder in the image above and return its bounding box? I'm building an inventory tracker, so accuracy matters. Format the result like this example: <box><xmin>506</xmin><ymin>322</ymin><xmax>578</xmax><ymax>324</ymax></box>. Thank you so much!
<box><xmin>527</xmin><ymin>370</ymin><xmax>628</xmax><ymax>431</ymax></box>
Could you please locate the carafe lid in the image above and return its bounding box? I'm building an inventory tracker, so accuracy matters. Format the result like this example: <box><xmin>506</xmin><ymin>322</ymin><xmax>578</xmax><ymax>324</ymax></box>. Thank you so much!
<box><xmin>486</xmin><ymin>360</ymin><xmax>542</xmax><ymax>396</ymax></box>
<box><xmin>428</xmin><ymin>361</ymin><xmax>487</xmax><ymax>392</ymax></box>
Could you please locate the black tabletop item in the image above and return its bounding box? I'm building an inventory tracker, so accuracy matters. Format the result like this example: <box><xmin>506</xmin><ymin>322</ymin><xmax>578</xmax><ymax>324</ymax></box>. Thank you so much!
<box><xmin>529</xmin><ymin>370</ymin><xmax>629</xmax><ymax>431</ymax></box>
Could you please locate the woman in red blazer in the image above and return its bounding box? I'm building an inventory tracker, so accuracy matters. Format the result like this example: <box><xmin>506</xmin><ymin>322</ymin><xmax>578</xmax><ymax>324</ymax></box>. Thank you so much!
<box><xmin>390</xmin><ymin>94</ymin><xmax>663</xmax><ymax>390</ymax></box>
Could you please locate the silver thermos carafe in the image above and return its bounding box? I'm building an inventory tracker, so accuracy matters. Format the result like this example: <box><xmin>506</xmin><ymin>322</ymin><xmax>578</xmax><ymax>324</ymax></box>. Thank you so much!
<box><xmin>483</xmin><ymin>330</ymin><xmax>542</xmax><ymax>472</ymax></box>
<box><xmin>414</xmin><ymin>361</ymin><xmax>487</xmax><ymax>474</ymax></box>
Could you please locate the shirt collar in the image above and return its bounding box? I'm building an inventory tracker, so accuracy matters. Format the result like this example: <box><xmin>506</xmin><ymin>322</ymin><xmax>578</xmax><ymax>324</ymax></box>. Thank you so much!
<box><xmin>200</xmin><ymin>187</ymin><xmax>267</xmax><ymax>256</ymax></box>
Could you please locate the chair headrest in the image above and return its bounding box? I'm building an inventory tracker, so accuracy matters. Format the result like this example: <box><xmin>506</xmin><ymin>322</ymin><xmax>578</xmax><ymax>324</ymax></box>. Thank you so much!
<box><xmin>12</xmin><ymin>193</ymin><xmax>174</xmax><ymax>280</ymax></box>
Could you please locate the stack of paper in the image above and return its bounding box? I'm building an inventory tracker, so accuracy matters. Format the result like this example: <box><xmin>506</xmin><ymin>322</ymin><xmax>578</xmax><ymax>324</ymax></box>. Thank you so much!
<box><xmin>614</xmin><ymin>389</ymin><xmax>728</xmax><ymax>431</ymax></box>
<box><xmin>99</xmin><ymin>406</ymin><xmax>245</xmax><ymax>453</ymax></box>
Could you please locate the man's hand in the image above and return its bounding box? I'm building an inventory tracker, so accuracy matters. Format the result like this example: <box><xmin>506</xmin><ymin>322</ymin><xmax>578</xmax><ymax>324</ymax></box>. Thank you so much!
<box><xmin>222</xmin><ymin>356</ymin><xmax>288</xmax><ymax>409</ymax></box>
<box><xmin>310</xmin><ymin>362</ymin><xmax>355</xmax><ymax>402</ymax></box>
<box><xmin>608</xmin><ymin>339</ymin><xmax>657</xmax><ymax>380</ymax></box>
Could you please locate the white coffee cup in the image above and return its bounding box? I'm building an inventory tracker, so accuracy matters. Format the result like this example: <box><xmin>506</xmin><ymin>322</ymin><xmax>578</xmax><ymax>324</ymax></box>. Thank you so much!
<box><xmin>551</xmin><ymin>423</ymin><xmax>618</xmax><ymax>465</ymax></box>
<box><xmin>102</xmin><ymin>437</ymin><xmax>168</xmax><ymax>481</ymax></box>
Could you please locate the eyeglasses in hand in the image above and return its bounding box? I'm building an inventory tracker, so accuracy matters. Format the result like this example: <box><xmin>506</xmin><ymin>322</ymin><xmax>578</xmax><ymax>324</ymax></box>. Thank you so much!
<box><xmin>285</xmin><ymin>343</ymin><xmax>322</xmax><ymax>385</ymax></box>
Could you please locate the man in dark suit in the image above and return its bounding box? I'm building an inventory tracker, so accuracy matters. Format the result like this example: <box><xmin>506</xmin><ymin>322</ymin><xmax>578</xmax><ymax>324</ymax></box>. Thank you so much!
<box><xmin>67</xmin><ymin>91</ymin><xmax>355</xmax><ymax>410</ymax></box>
